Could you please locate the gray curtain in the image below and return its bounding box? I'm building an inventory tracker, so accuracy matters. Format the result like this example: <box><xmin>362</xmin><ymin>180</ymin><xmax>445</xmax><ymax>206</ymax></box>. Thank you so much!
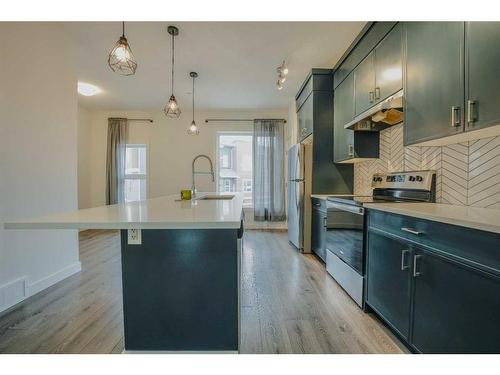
<box><xmin>106</xmin><ymin>118</ymin><xmax>129</xmax><ymax>205</ymax></box>
<box><xmin>253</xmin><ymin>119</ymin><xmax>286</xmax><ymax>221</ymax></box>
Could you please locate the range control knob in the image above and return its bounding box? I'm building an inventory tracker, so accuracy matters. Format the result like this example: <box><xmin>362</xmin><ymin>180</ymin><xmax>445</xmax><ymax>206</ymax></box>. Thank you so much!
<box><xmin>416</xmin><ymin>176</ymin><xmax>423</xmax><ymax>182</ymax></box>
<box><xmin>409</xmin><ymin>176</ymin><xmax>416</xmax><ymax>182</ymax></box>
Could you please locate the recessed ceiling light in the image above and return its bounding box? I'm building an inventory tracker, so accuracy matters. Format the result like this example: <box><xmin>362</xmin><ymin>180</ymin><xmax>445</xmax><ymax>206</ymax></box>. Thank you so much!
<box><xmin>78</xmin><ymin>82</ymin><xmax>101</xmax><ymax>96</ymax></box>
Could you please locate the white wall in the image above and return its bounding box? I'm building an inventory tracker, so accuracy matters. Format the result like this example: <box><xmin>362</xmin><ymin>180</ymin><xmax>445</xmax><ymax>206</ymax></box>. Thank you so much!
<box><xmin>0</xmin><ymin>23</ymin><xmax>80</xmax><ymax>312</ymax></box>
<box><xmin>78</xmin><ymin>106</ymin><xmax>92</xmax><ymax>209</ymax></box>
<box><xmin>78</xmin><ymin>108</ymin><xmax>288</xmax><ymax>208</ymax></box>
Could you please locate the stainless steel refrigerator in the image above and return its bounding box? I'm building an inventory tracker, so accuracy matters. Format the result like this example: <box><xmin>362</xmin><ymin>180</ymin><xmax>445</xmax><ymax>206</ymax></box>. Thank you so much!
<box><xmin>287</xmin><ymin>143</ymin><xmax>305</xmax><ymax>249</ymax></box>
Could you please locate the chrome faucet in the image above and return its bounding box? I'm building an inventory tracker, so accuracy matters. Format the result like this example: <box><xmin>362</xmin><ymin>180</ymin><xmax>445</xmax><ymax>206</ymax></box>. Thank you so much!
<box><xmin>191</xmin><ymin>154</ymin><xmax>215</xmax><ymax>197</ymax></box>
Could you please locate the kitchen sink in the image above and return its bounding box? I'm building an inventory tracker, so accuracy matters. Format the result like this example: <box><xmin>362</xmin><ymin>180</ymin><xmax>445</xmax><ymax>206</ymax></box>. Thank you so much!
<box><xmin>196</xmin><ymin>194</ymin><xmax>235</xmax><ymax>200</ymax></box>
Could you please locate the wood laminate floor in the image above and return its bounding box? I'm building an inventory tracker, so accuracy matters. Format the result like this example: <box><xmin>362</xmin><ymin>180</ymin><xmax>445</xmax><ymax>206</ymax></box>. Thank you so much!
<box><xmin>0</xmin><ymin>229</ymin><xmax>406</xmax><ymax>354</ymax></box>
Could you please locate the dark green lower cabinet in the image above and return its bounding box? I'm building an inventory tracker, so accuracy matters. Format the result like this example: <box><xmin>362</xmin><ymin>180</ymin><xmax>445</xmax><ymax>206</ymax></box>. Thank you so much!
<box><xmin>366</xmin><ymin>231</ymin><xmax>411</xmax><ymax>340</ymax></box>
<box><xmin>311</xmin><ymin>207</ymin><xmax>326</xmax><ymax>262</ymax></box>
<box><xmin>412</xmin><ymin>250</ymin><xmax>500</xmax><ymax>353</ymax></box>
<box><xmin>367</xmin><ymin>210</ymin><xmax>500</xmax><ymax>354</ymax></box>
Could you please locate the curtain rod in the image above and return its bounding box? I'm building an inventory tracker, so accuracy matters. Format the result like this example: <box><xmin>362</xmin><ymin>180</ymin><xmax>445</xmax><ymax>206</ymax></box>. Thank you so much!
<box><xmin>128</xmin><ymin>118</ymin><xmax>154</xmax><ymax>123</ymax></box>
<box><xmin>204</xmin><ymin>118</ymin><xmax>287</xmax><ymax>123</ymax></box>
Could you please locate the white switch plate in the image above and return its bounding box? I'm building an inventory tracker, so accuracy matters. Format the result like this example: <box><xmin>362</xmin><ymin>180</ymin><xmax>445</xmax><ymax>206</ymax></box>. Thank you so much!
<box><xmin>128</xmin><ymin>229</ymin><xmax>142</xmax><ymax>245</ymax></box>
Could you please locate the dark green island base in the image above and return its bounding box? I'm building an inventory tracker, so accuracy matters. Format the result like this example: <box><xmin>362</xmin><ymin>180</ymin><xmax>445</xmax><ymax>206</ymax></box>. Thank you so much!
<box><xmin>120</xmin><ymin>226</ymin><xmax>243</xmax><ymax>352</ymax></box>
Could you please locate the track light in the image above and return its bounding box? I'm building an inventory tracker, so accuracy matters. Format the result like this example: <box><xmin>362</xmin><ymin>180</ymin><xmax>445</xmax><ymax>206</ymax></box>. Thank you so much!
<box><xmin>276</xmin><ymin>60</ymin><xmax>288</xmax><ymax>90</ymax></box>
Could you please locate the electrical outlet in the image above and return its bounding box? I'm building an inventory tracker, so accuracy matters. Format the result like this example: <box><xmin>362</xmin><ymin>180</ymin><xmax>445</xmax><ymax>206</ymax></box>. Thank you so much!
<box><xmin>128</xmin><ymin>229</ymin><xmax>142</xmax><ymax>245</ymax></box>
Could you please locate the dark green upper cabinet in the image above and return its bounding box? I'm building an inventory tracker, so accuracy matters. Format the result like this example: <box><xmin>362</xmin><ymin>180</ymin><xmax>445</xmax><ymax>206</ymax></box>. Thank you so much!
<box><xmin>404</xmin><ymin>22</ymin><xmax>465</xmax><ymax>145</ymax></box>
<box><xmin>297</xmin><ymin>94</ymin><xmax>313</xmax><ymax>141</ymax></box>
<box><xmin>354</xmin><ymin>51</ymin><xmax>375</xmax><ymax>116</ymax></box>
<box><xmin>353</xmin><ymin>24</ymin><xmax>402</xmax><ymax>117</ymax></box>
<box><xmin>334</xmin><ymin>72</ymin><xmax>380</xmax><ymax>163</ymax></box>
<box><xmin>466</xmin><ymin>22</ymin><xmax>500</xmax><ymax>131</ymax></box>
<box><xmin>374</xmin><ymin>23</ymin><xmax>403</xmax><ymax>103</ymax></box>
<box><xmin>295</xmin><ymin>69</ymin><xmax>353</xmax><ymax>194</ymax></box>
<box><xmin>334</xmin><ymin>73</ymin><xmax>354</xmax><ymax>162</ymax></box>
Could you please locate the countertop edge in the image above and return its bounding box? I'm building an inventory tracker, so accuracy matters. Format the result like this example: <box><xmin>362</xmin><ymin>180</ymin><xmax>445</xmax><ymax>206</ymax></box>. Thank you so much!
<box><xmin>3</xmin><ymin>192</ymin><xmax>245</xmax><ymax>231</ymax></box>
<box><xmin>4</xmin><ymin>221</ymin><xmax>243</xmax><ymax>230</ymax></box>
<box><xmin>364</xmin><ymin>203</ymin><xmax>500</xmax><ymax>235</ymax></box>
<box><xmin>310</xmin><ymin>194</ymin><xmax>355</xmax><ymax>200</ymax></box>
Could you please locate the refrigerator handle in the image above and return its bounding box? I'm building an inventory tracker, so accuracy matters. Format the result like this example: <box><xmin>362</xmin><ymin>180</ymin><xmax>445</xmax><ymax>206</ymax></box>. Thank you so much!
<box><xmin>296</xmin><ymin>182</ymin><xmax>301</xmax><ymax>211</ymax></box>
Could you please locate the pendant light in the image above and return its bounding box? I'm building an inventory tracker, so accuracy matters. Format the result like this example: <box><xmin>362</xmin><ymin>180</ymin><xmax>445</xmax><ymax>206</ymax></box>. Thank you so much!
<box><xmin>187</xmin><ymin>72</ymin><xmax>200</xmax><ymax>135</ymax></box>
<box><xmin>108</xmin><ymin>22</ymin><xmax>137</xmax><ymax>76</ymax></box>
<box><xmin>164</xmin><ymin>26</ymin><xmax>181</xmax><ymax>118</ymax></box>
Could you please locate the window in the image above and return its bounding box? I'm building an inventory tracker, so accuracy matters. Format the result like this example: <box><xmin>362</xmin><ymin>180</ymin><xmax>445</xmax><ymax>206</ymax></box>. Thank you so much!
<box><xmin>242</xmin><ymin>179</ymin><xmax>252</xmax><ymax>192</ymax></box>
<box><xmin>216</xmin><ymin>133</ymin><xmax>253</xmax><ymax>207</ymax></box>
<box><xmin>220</xmin><ymin>146</ymin><xmax>234</xmax><ymax>169</ymax></box>
<box><xmin>220</xmin><ymin>178</ymin><xmax>235</xmax><ymax>192</ymax></box>
<box><xmin>124</xmin><ymin>144</ymin><xmax>147</xmax><ymax>202</ymax></box>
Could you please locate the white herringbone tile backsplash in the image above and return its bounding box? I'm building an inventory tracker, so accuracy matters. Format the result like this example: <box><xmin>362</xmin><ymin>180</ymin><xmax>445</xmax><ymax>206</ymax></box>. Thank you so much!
<box><xmin>353</xmin><ymin>124</ymin><xmax>500</xmax><ymax>208</ymax></box>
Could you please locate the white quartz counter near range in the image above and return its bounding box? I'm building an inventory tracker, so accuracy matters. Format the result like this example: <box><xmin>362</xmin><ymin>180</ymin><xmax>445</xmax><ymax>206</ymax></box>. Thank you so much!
<box><xmin>364</xmin><ymin>202</ymin><xmax>500</xmax><ymax>235</ymax></box>
<box><xmin>4</xmin><ymin>193</ymin><xmax>244</xmax><ymax>230</ymax></box>
<box><xmin>311</xmin><ymin>194</ymin><xmax>355</xmax><ymax>200</ymax></box>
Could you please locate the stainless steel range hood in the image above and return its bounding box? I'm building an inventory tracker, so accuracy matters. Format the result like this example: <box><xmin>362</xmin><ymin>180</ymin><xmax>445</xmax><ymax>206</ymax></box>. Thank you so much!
<box><xmin>344</xmin><ymin>89</ymin><xmax>404</xmax><ymax>131</ymax></box>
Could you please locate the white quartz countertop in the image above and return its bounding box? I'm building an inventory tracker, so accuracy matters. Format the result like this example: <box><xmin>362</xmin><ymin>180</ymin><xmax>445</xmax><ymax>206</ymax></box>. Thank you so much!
<box><xmin>4</xmin><ymin>193</ymin><xmax>244</xmax><ymax>230</ymax></box>
<box><xmin>311</xmin><ymin>194</ymin><xmax>355</xmax><ymax>200</ymax></box>
<box><xmin>364</xmin><ymin>202</ymin><xmax>500</xmax><ymax>234</ymax></box>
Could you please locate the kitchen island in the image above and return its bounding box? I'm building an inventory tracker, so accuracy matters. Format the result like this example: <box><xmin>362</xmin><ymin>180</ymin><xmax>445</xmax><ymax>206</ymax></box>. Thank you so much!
<box><xmin>5</xmin><ymin>193</ymin><xmax>244</xmax><ymax>353</ymax></box>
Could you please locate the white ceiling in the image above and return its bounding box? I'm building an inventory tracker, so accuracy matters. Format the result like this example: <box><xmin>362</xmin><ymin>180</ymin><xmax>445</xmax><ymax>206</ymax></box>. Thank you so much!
<box><xmin>64</xmin><ymin>22</ymin><xmax>366</xmax><ymax>110</ymax></box>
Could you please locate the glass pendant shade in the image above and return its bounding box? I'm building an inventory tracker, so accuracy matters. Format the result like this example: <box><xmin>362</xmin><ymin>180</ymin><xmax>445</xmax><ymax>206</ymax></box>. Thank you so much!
<box><xmin>108</xmin><ymin>23</ymin><xmax>137</xmax><ymax>76</ymax></box>
<box><xmin>187</xmin><ymin>120</ymin><xmax>199</xmax><ymax>135</ymax></box>
<box><xmin>187</xmin><ymin>71</ymin><xmax>199</xmax><ymax>135</ymax></box>
<box><xmin>164</xmin><ymin>95</ymin><xmax>181</xmax><ymax>117</ymax></box>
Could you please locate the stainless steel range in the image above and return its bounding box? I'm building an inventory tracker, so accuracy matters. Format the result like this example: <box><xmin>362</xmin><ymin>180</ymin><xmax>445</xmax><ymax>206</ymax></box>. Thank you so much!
<box><xmin>325</xmin><ymin>170</ymin><xmax>436</xmax><ymax>307</ymax></box>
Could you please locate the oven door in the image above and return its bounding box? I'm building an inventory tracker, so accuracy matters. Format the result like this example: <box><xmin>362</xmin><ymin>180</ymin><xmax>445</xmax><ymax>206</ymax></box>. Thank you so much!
<box><xmin>325</xmin><ymin>202</ymin><xmax>365</xmax><ymax>275</ymax></box>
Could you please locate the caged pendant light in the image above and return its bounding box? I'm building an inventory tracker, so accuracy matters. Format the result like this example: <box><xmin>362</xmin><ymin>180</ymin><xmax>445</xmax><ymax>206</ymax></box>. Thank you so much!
<box><xmin>108</xmin><ymin>22</ymin><xmax>137</xmax><ymax>76</ymax></box>
<box><xmin>164</xmin><ymin>26</ymin><xmax>181</xmax><ymax>118</ymax></box>
<box><xmin>187</xmin><ymin>72</ymin><xmax>199</xmax><ymax>135</ymax></box>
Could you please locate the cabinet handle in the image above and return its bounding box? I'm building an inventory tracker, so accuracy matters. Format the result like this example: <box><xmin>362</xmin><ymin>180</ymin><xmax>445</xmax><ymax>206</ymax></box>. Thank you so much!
<box><xmin>374</xmin><ymin>87</ymin><xmax>380</xmax><ymax>100</ymax></box>
<box><xmin>467</xmin><ymin>100</ymin><xmax>476</xmax><ymax>126</ymax></box>
<box><xmin>401</xmin><ymin>227</ymin><xmax>423</xmax><ymax>235</ymax></box>
<box><xmin>413</xmin><ymin>255</ymin><xmax>423</xmax><ymax>277</ymax></box>
<box><xmin>369</xmin><ymin>91</ymin><xmax>374</xmax><ymax>103</ymax></box>
<box><xmin>323</xmin><ymin>216</ymin><xmax>327</xmax><ymax>228</ymax></box>
<box><xmin>348</xmin><ymin>144</ymin><xmax>354</xmax><ymax>157</ymax></box>
<box><xmin>401</xmin><ymin>249</ymin><xmax>410</xmax><ymax>271</ymax></box>
<box><xmin>450</xmin><ymin>106</ymin><xmax>461</xmax><ymax>127</ymax></box>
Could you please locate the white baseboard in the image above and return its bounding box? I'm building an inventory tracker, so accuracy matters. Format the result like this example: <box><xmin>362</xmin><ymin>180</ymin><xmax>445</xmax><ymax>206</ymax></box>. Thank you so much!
<box><xmin>0</xmin><ymin>262</ymin><xmax>82</xmax><ymax>314</ymax></box>
<box><xmin>28</xmin><ymin>261</ymin><xmax>82</xmax><ymax>297</ymax></box>
<box><xmin>0</xmin><ymin>277</ymin><xmax>28</xmax><ymax>313</ymax></box>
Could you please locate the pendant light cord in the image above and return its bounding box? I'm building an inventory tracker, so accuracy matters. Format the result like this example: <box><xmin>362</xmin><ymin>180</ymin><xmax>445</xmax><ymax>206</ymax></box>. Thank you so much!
<box><xmin>122</xmin><ymin>21</ymin><xmax>125</xmax><ymax>38</ymax></box>
<box><xmin>171</xmin><ymin>33</ymin><xmax>175</xmax><ymax>96</ymax></box>
<box><xmin>192</xmin><ymin>75</ymin><xmax>195</xmax><ymax>122</ymax></box>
